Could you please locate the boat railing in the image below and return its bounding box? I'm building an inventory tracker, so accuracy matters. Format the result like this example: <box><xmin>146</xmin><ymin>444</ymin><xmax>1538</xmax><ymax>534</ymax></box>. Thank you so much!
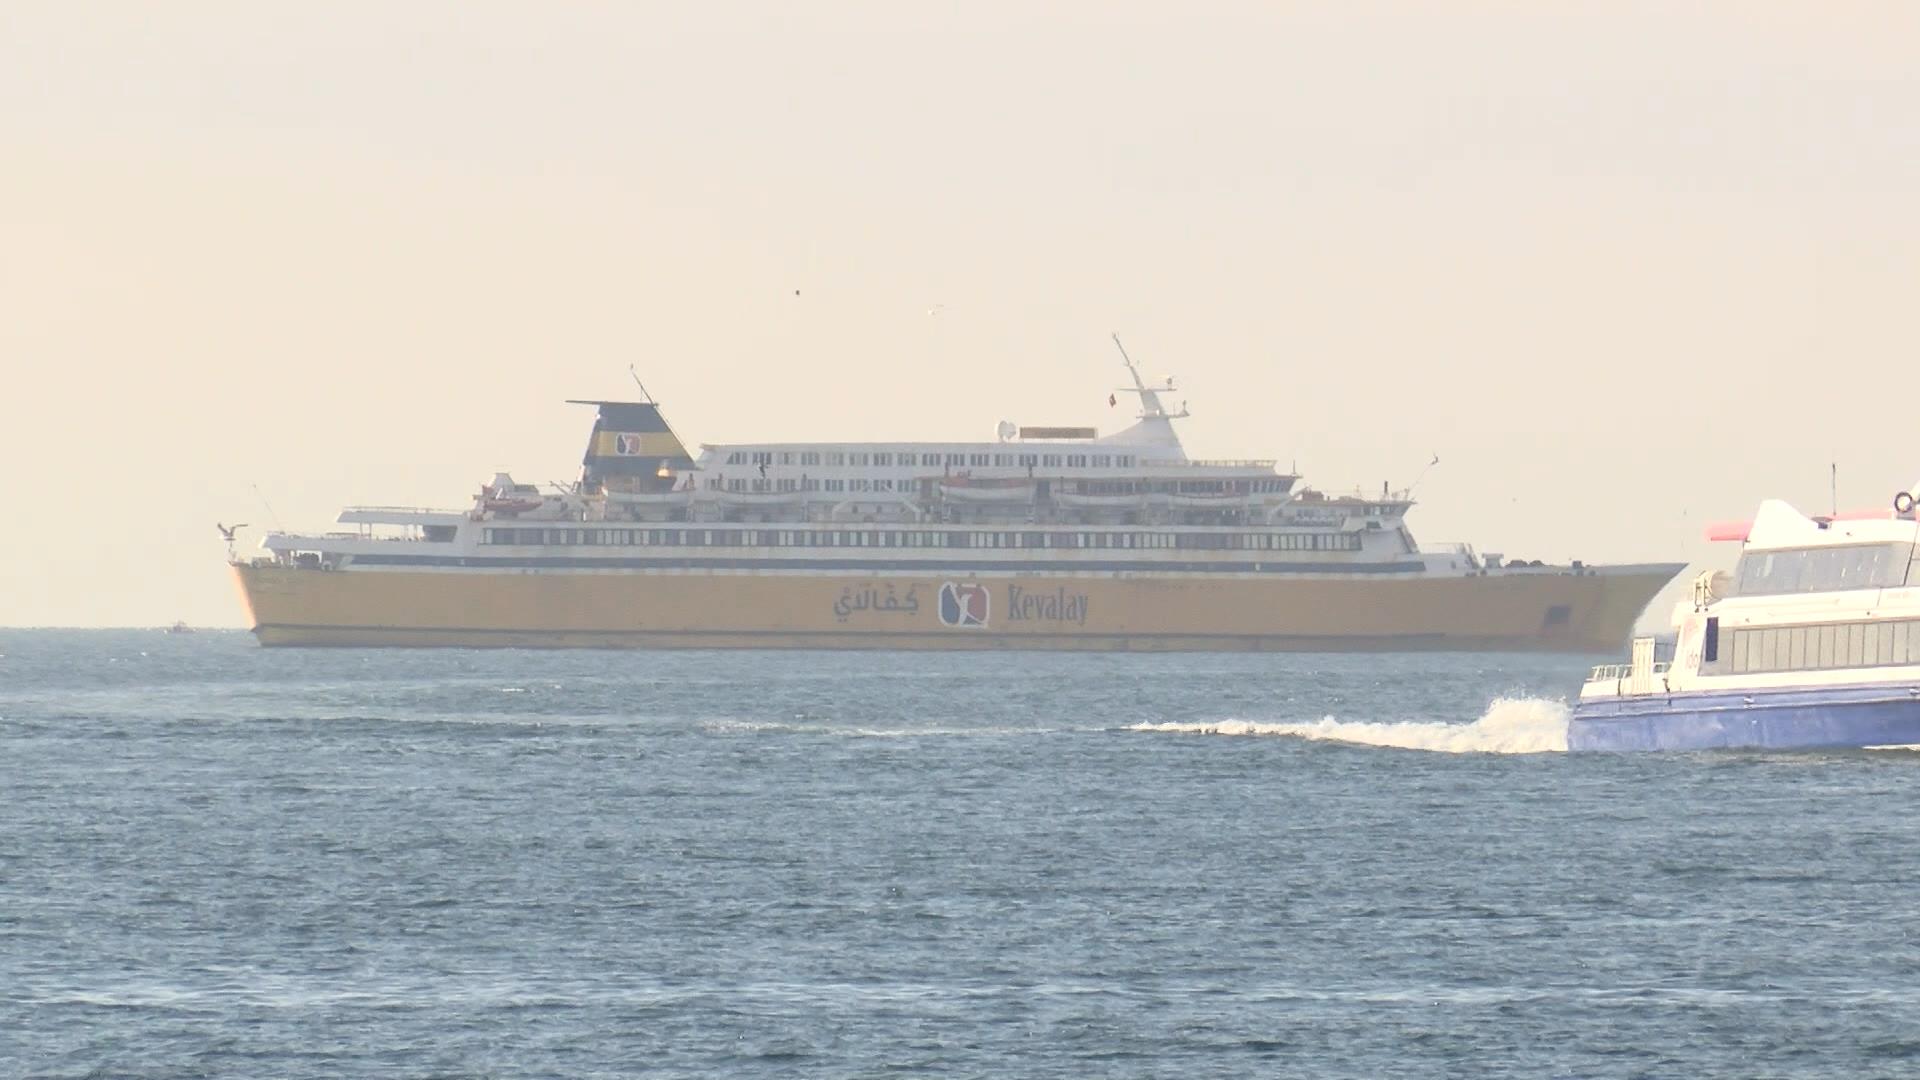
<box><xmin>1140</xmin><ymin>458</ymin><xmax>1279</xmax><ymax>470</ymax></box>
<box><xmin>1586</xmin><ymin>662</ymin><xmax>1671</xmax><ymax>683</ymax></box>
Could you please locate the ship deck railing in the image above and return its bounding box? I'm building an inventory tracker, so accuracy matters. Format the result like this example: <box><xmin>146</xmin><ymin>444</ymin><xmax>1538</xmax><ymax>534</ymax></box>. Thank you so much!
<box><xmin>1140</xmin><ymin>458</ymin><xmax>1281</xmax><ymax>470</ymax></box>
<box><xmin>1587</xmin><ymin>662</ymin><xmax>1672</xmax><ymax>683</ymax></box>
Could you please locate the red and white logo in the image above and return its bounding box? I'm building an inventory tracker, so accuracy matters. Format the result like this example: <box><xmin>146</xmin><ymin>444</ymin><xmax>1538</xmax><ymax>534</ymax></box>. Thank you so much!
<box><xmin>938</xmin><ymin>582</ymin><xmax>990</xmax><ymax>628</ymax></box>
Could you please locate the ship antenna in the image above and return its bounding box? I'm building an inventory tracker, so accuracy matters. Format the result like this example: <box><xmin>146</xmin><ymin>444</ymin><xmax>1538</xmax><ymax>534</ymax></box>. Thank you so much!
<box><xmin>627</xmin><ymin>364</ymin><xmax>655</xmax><ymax>404</ymax></box>
<box><xmin>1406</xmin><ymin>453</ymin><xmax>1440</xmax><ymax>500</ymax></box>
<box><xmin>1831</xmin><ymin>461</ymin><xmax>1838</xmax><ymax>518</ymax></box>
<box><xmin>251</xmin><ymin>484</ymin><xmax>285</xmax><ymax>532</ymax></box>
<box><xmin>1110</xmin><ymin>333</ymin><xmax>1189</xmax><ymax>421</ymax></box>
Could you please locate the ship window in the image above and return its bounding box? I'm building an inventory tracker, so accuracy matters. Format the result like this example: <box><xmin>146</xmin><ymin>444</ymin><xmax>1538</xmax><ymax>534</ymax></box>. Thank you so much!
<box><xmin>994</xmin><ymin>454</ymin><xmax>1012</xmax><ymax>466</ymax></box>
<box><xmin>726</xmin><ymin>451</ymin><xmax>746</xmax><ymax>465</ymax></box>
<box><xmin>946</xmin><ymin>453</ymin><xmax>966</xmax><ymax>466</ymax></box>
<box><xmin>849</xmin><ymin>452</ymin><xmax>871</xmax><ymax>466</ymax></box>
<box><xmin>1118</xmin><ymin>455</ymin><xmax>1134</xmax><ymax>467</ymax></box>
<box><xmin>802</xmin><ymin>479</ymin><xmax>819</xmax><ymax>491</ymax></box>
<box><xmin>1702</xmin><ymin>617</ymin><xmax>1719</xmax><ymax>662</ymax></box>
<box><xmin>1093</xmin><ymin>455</ymin><xmax>1112</xmax><ymax>467</ymax></box>
<box><xmin>801</xmin><ymin>451</ymin><xmax>821</xmax><ymax>466</ymax></box>
<box><xmin>1735</xmin><ymin>543</ymin><xmax>1913</xmax><ymax>595</ymax></box>
<box><xmin>752</xmin><ymin>451</ymin><xmax>772</xmax><ymax>466</ymax></box>
<box><xmin>1019</xmin><ymin>454</ymin><xmax>1038</xmax><ymax>467</ymax></box>
<box><xmin>970</xmin><ymin>454</ymin><xmax>990</xmax><ymax>467</ymax></box>
<box><xmin>1042</xmin><ymin>454</ymin><xmax>1062</xmax><ymax>467</ymax></box>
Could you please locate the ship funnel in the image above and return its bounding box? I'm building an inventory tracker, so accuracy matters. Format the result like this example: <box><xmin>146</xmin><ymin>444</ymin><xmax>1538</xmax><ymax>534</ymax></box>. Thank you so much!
<box><xmin>568</xmin><ymin>400</ymin><xmax>696</xmax><ymax>493</ymax></box>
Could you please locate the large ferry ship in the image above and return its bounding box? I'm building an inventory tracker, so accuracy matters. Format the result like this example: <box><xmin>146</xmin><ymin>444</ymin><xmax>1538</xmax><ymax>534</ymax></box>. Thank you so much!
<box><xmin>1572</xmin><ymin>491</ymin><xmax>1920</xmax><ymax>750</ymax></box>
<box><xmin>231</xmin><ymin>343</ymin><xmax>1683</xmax><ymax>650</ymax></box>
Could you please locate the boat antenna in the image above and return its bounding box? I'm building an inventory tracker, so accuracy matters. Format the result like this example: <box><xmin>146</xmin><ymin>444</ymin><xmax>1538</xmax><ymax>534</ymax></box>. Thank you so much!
<box><xmin>1109</xmin><ymin>333</ymin><xmax>1188</xmax><ymax>420</ymax></box>
<box><xmin>1831</xmin><ymin>462</ymin><xmax>1838</xmax><ymax>518</ymax></box>
<box><xmin>628</xmin><ymin>364</ymin><xmax>655</xmax><ymax>404</ymax></box>
<box><xmin>251</xmin><ymin>484</ymin><xmax>284</xmax><ymax>531</ymax></box>
<box><xmin>1406</xmin><ymin>453</ymin><xmax>1440</xmax><ymax>500</ymax></box>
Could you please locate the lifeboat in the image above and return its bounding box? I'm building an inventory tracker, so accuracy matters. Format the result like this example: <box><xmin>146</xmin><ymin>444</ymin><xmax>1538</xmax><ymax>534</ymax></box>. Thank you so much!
<box><xmin>716</xmin><ymin>488</ymin><xmax>803</xmax><ymax>507</ymax></box>
<box><xmin>1167</xmin><ymin>490</ymin><xmax>1260</xmax><ymax>509</ymax></box>
<box><xmin>939</xmin><ymin>477</ymin><xmax>1036</xmax><ymax>503</ymax></box>
<box><xmin>1053</xmin><ymin>489</ymin><xmax>1142</xmax><ymax>509</ymax></box>
<box><xmin>605</xmin><ymin>488</ymin><xmax>695</xmax><ymax>506</ymax></box>
<box><xmin>478</xmin><ymin>490</ymin><xmax>545</xmax><ymax>515</ymax></box>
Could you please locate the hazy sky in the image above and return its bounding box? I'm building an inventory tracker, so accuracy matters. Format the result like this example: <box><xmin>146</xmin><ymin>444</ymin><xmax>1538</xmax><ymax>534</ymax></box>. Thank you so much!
<box><xmin>5</xmin><ymin>2</ymin><xmax>1919</xmax><ymax>627</ymax></box>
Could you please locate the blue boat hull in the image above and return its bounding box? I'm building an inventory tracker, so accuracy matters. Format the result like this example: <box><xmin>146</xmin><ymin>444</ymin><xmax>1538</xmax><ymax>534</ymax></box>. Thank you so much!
<box><xmin>1570</xmin><ymin>683</ymin><xmax>1920</xmax><ymax>752</ymax></box>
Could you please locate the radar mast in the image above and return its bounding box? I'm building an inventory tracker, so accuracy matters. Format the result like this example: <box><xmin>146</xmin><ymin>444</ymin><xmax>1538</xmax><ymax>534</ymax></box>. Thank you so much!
<box><xmin>1112</xmin><ymin>334</ymin><xmax>1189</xmax><ymax>421</ymax></box>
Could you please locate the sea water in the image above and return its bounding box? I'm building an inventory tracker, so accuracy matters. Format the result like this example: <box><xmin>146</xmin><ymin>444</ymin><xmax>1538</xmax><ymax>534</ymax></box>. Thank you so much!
<box><xmin>4</xmin><ymin>630</ymin><xmax>1919</xmax><ymax>1077</ymax></box>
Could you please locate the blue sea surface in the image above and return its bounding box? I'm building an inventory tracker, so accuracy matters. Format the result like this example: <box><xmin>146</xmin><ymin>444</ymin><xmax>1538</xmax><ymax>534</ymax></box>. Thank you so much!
<box><xmin>4</xmin><ymin>630</ymin><xmax>1919</xmax><ymax>1077</ymax></box>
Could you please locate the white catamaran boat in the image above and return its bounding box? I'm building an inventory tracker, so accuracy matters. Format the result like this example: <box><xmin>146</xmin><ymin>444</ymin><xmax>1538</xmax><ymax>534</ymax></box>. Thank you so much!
<box><xmin>231</xmin><ymin>339</ymin><xmax>1683</xmax><ymax>650</ymax></box>
<box><xmin>1573</xmin><ymin>488</ymin><xmax>1920</xmax><ymax>750</ymax></box>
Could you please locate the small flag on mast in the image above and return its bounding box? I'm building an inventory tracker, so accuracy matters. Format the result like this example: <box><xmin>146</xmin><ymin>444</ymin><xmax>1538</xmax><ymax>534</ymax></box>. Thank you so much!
<box><xmin>1108</xmin><ymin>394</ymin><xmax>1117</xmax><ymax>407</ymax></box>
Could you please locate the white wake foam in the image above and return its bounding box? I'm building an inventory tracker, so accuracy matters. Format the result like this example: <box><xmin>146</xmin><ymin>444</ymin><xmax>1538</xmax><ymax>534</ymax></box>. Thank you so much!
<box><xmin>1131</xmin><ymin>697</ymin><xmax>1571</xmax><ymax>754</ymax></box>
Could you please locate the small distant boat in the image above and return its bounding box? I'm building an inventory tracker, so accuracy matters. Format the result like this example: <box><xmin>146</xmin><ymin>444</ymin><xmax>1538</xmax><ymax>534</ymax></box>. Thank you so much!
<box><xmin>164</xmin><ymin>621</ymin><xmax>194</xmax><ymax>634</ymax></box>
<box><xmin>1572</xmin><ymin>490</ymin><xmax>1920</xmax><ymax>751</ymax></box>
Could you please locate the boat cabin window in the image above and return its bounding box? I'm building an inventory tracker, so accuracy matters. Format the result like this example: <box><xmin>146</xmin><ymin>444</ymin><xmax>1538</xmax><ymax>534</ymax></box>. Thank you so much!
<box><xmin>1734</xmin><ymin>543</ymin><xmax>1912</xmax><ymax>595</ymax></box>
<box><xmin>1711</xmin><ymin>619</ymin><xmax>1920</xmax><ymax>675</ymax></box>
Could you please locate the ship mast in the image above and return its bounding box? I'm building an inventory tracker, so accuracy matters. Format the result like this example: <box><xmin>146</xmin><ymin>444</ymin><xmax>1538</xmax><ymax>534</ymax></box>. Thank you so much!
<box><xmin>1111</xmin><ymin>333</ymin><xmax>1189</xmax><ymax>421</ymax></box>
<box><xmin>1100</xmin><ymin>333</ymin><xmax>1190</xmax><ymax>458</ymax></box>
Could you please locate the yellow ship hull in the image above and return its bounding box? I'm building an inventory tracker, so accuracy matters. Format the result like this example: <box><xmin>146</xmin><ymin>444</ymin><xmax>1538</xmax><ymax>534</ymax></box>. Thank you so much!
<box><xmin>232</xmin><ymin>563</ymin><xmax>1684</xmax><ymax>652</ymax></box>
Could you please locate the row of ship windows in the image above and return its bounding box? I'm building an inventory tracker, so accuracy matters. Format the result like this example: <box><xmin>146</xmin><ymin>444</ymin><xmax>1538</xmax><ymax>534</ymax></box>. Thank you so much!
<box><xmin>1733</xmin><ymin>543</ymin><xmax>1913</xmax><ymax>596</ymax></box>
<box><xmin>1711</xmin><ymin>619</ymin><xmax>1920</xmax><ymax>674</ymax></box>
<box><xmin>723</xmin><ymin>450</ymin><xmax>1139</xmax><ymax>469</ymax></box>
<box><xmin>707</xmin><ymin>477</ymin><xmax>1293</xmax><ymax>494</ymax></box>
<box><xmin>480</xmin><ymin>528</ymin><xmax>1364</xmax><ymax>552</ymax></box>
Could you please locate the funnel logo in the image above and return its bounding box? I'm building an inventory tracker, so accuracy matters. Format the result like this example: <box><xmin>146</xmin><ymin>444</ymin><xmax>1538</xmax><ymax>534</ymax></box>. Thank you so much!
<box><xmin>938</xmin><ymin>582</ymin><xmax>990</xmax><ymax>628</ymax></box>
<box><xmin>614</xmin><ymin>433</ymin><xmax>644</xmax><ymax>455</ymax></box>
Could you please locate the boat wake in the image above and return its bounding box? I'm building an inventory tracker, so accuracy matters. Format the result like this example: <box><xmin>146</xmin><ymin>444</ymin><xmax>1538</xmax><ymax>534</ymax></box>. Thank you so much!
<box><xmin>1131</xmin><ymin>697</ymin><xmax>1572</xmax><ymax>754</ymax></box>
